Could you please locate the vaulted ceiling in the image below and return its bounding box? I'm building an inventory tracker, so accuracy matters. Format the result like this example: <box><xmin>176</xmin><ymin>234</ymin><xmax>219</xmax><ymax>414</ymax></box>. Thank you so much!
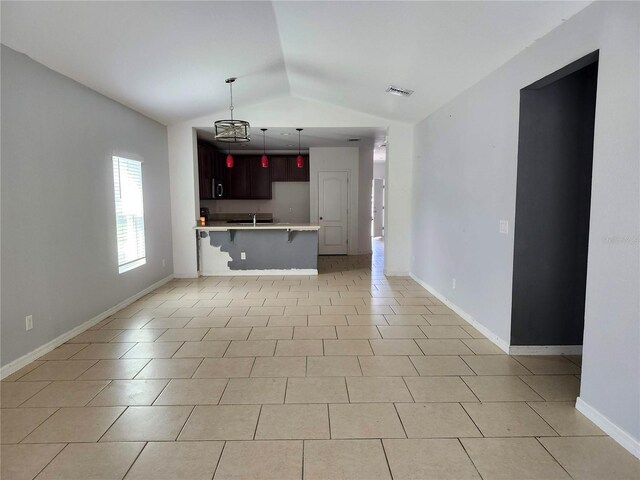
<box><xmin>1</xmin><ymin>1</ymin><xmax>590</xmax><ymax>125</ymax></box>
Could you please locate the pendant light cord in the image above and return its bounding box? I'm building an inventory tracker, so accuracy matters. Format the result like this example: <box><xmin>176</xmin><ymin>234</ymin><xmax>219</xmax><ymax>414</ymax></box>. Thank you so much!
<box><xmin>229</xmin><ymin>81</ymin><xmax>234</xmax><ymax>120</ymax></box>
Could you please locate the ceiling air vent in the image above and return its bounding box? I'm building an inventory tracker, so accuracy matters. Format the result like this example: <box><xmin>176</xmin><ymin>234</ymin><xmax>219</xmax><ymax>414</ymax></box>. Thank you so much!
<box><xmin>386</xmin><ymin>85</ymin><xmax>414</xmax><ymax>97</ymax></box>
<box><xmin>348</xmin><ymin>138</ymin><xmax>360</xmax><ymax>142</ymax></box>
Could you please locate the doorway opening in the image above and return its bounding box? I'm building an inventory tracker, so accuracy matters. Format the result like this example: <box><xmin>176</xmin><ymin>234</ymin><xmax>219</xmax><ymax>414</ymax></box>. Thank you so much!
<box><xmin>511</xmin><ymin>51</ymin><xmax>599</xmax><ymax>349</ymax></box>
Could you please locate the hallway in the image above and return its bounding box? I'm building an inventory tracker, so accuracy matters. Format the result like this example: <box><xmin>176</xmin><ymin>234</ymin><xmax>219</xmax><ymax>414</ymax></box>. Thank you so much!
<box><xmin>2</xmin><ymin>242</ymin><xmax>638</xmax><ymax>479</ymax></box>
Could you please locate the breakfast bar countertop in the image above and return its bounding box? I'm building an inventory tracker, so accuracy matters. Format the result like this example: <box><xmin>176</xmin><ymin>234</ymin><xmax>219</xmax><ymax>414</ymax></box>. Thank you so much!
<box><xmin>195</xmin><ymin>222</ymin><xmax>320</xmax><ymax>231</ymax></box>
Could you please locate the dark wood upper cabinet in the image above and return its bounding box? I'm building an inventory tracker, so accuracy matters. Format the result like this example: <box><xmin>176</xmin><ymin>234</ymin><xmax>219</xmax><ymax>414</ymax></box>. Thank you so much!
<box><xmin>288</xmin><ymin>155</ymin><xmax>310</xmax><ymax>181</ymax></box>
<box><xmin>212</xmin><ymin>150</ymin><xmax>227</xmax><ymax>199</ymax></box>
<box><xmin>267</xmin><ymin>154</ymin><xmax>309</xmax><ymax>182</ymax></box>
<box><xmin>248</xmin><ymin>156</ymin><xmax>272</xmax><ymax>199</ymax></box>
<box><xmin>225</xmin><ymin>156</ymin><xmax>250</xmax><ymax>199</ymax></box>
<box><xmin>197</xmin><ymin>147</ymin><xmax>309</xmax><ymax>200</ymax></box>
<box><xmin>270</xmin><ymin>156</ymin><xmax>289</xmax><ymax>182</ymax></box>
<box><xmin>197</xmin><ymin>141</ymin><xmax>214</xmax><ymax>200</ymax></box>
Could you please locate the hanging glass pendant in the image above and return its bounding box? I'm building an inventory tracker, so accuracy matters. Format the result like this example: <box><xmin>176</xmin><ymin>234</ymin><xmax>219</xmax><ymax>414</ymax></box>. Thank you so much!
<box><xmin>296</xmin><ymin>128</ymin><xmax>304</xmax><ymax>168</ymax></box>
<box><xmin>226</xmin><ymin>145</ymin><xmax>234</xmax><ymax>168</ymax></box>
<box><xmin>260</xmin><ymin>128</ymin><xmax>269</xmax><ymax>168</ymax></box>
<box><xmin>214</xmin><ymin>78</ymin><xmax>250</xmax><ymax>143</ymax></box>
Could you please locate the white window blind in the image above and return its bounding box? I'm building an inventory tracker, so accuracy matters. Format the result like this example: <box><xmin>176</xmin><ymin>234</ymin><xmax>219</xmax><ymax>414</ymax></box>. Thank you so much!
<box><xmin>113</xmin><ymin>156</ymin><xmax>146</xmax><ymax>273</ymax></box>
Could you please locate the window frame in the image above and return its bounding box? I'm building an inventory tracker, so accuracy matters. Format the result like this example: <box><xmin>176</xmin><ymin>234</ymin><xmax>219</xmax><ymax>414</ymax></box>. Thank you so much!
<box><xmin>112</xmin><ymin>155</ymin><xmax>147</xmax><ymax>274</ymax></box>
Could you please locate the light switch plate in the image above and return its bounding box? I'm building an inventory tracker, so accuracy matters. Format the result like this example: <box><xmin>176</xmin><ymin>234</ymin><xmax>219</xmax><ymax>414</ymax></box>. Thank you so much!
<box><xmin>499</xmin><ymin>220</ymin><xmax>509</xmax><ymax>235</ymax></box>
<box><xmin>241</xmin><ymin>252</ymin><xmax>246</xmax><ymax>260</ymax></box>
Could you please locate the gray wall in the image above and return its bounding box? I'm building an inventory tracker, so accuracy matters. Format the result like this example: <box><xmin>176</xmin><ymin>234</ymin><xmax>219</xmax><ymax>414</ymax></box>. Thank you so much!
<box><xmin>411</xmin><ymin>2</ymin><xmax>639</xmax><ymax>442</ymax></box>
<box><xmin>1</xmin><ymin>46</ymin><xmax>173</xmax><ymax>367</ymax></box>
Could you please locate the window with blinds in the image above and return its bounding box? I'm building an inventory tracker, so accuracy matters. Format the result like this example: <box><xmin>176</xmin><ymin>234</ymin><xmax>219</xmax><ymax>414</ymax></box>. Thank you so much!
<box><xmin>112</xmin><ymin>156</ymin><xmax>146</xmax><ymax>274</ymax></box>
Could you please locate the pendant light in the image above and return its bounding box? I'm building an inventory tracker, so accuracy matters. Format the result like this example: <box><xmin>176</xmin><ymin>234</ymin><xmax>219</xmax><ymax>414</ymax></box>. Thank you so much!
<box><xmin>296</xmin><ymin>128</ymin><xmax>304</xmax><ymax>169</ymax></box>
<box><xmin>260</xmin><ymin>128</ymin><xmax>269</xmax><ymax>168</ymax></box>
<box><xmin>214</xmin><ymin>77</ymin><xmax>250</xmax><ymax>143</ymax></box>
<box><xmin>226</xmin><ymin>144</ymin><xmax>234</xmax><ymax>168</ymax></box>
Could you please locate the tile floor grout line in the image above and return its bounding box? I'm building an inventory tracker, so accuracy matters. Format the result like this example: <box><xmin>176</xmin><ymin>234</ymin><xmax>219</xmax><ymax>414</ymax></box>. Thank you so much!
<box><xmin>458</xmin><ymin>401</ymin><xmax>485</xmax><ymax>438</ymax></box>
<box><xmin>120</xmin><ymin>441</ymin><xmax>149</xmax><ymax>479</ymax></box>
<box><xmin>252</xmin><ymin>405</ymin><xmax>263</xmax><ymax>440</ymax></box>
<box><xmin>400</xmin><ymin>376</ymin><xmax>416</xmax><ymax>403</ymax></box>
<box><xmin>29</xmin><ymin>442</ymin><xmax>72</xmax><ymax>478</ymax></box>
<box><xmin>525</xmin><ymin>401</ymin><xmax>563</xmax><ymax>437</ymax></box>
<box><xmin>392</xmin><ymin>402</ymin><xmax>409</xmax><ymax>439</ymax></box>
<box><xmin>210</xmin><ymin>440</ymin><xmax>227</xmax><ymax>480</ymax></box>
<box><xmin>344</xmin><ymin>376</ymin><xmax>351</xmax><ymax>404</ymax></box>
<box><xmin>459</xmin><ymin>375</ymin><xmax>482</xmax><ymax>403</ymax></box>
<box><xmin>174</xmin><ymin>404</ymin><xmax>197</xmax><ymax>440</ymax></box>
<box><xmin>456</xmin><ymin>437</ymin><xmax>487</xmax><ymax>480</ymax></box>
<box><xmin>96</xmin><ymin>405</ymin><xmax>129</xmax><ymax>443</ymax></box>
<box><xmin>535</xmin><ymin>436</ymin><xmax>577</xmax><ymax>479</ymax></box>
<box><xmin>15</xmin><ymin>406</ymin><xmax>60</xmax><ymax>442</ymax></box>
<box><xmin>379</xmin><ymin>437</ymin><xmax>396</xmax><ymax>480</ymax></box>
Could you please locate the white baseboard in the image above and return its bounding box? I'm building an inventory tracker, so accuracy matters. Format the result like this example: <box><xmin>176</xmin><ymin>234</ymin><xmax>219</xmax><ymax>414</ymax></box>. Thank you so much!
<box><xmin>576</xmin><ymin>397</ymin><xmax>640</xmax><ymax>459</ymax></box>
<box><xmin>173</xmin><ymin>272</ymin><xmax>199</xmax><ymax>279</ymax></box>
<box><xmin>0</xmin><ymin>274</ymin><xmax>174</xmax><ymax>379</ymax></box>
<box><xmin>409</xmin><ymin>273</ymin><xmax>510</xmax><ymax>353</ymax></box>
<box><xmin>384</xmin><ymin>271</ymin><xmax>410</xmax><ymax>277</ymax></box>
<box><xmin>509</xmin><ymin>345</ymin><xmax>583</xmax><ymax>355</ymax></box>
<box><xmin>200</xmin><ymin>269</ymin><xmax>318</xmax><ymax>276</ymax></box>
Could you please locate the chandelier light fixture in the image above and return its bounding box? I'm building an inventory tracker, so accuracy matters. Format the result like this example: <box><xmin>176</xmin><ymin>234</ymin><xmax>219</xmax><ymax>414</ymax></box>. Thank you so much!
<box><xmin>296</xmin><ymin>128</ymin><xmax>304</xmax><ymax>169</ymax></box>
<box><xmin>260</xmin><ymin>128</ymin><xmax>269</xmax><ymax>168</ymax></box>
<box><xmin>226</xmin><ymin>144</ymin><xmax>234</xmax><ymax>168</ymax></box>
<box><xmin>214</xmin><ymin>77</ymin><xmax>250</xmax><ymax>143</ymax></box>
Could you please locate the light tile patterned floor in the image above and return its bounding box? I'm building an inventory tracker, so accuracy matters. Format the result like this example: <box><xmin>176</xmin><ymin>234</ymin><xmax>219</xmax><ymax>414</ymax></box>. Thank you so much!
<box><xmin>2</xmin><ymin>239</ymin><xmax>638</xmax><ymax>479</ymax></box>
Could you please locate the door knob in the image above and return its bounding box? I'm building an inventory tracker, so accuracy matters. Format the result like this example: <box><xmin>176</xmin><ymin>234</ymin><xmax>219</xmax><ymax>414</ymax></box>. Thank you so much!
<box><xmin>319</xmin><ymin>217</ymin><xmax>323</xmax><ymax>220</ymax></box>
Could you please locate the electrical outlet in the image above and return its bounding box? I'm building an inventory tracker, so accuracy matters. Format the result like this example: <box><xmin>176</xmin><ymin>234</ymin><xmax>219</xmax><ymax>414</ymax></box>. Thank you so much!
<box><xmin>162</xmin><ymin>259</ymin><xmax>166</xmax><ymax>267</ymax></box>
<box><xmin>499</xmin><ymin>220</ymin><xmax>509</xmax><ymax>235</ymax></box>
<box><xmin>452</xmin><ymin>279</ymin><xmax>456</xmax><ymax>289</ymax></box>
<box><xmin>25</xmin><ymin>315</ymin><xmax>33</xmax><ymax>331</ymax></box>
<box><xmin>289</xmin><ymin>207</ymin><xmax>293</xmax><ymax>213</ymax></box>
<box><xmin>241</xmin><ymin>252</ymin><xmax>246</xmax><ymax>260</ymax></box>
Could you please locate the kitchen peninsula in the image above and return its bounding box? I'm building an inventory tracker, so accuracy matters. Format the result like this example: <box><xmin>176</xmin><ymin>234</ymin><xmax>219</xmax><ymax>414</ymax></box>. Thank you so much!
<box><xmin>196</xmin><ymin>223</ymin><xmax>320</xmax><ymax>276</ymax></box>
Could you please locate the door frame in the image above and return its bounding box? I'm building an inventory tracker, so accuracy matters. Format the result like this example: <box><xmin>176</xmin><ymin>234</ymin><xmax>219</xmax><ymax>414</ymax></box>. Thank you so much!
<box><xmin>317</xmin><ymin>170</ymin><xmax>350</xmax><ymax>255</ymax></box>
<box><xmin>372</xmin><ymin>178</ymin><xmax>384</xmax><ymax>238</ymax></box>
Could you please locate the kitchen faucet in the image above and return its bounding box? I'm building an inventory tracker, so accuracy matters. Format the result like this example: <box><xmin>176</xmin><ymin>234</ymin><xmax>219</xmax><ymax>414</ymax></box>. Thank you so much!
<box><xmin>250</xmin><ymin>213</ymin><xmax>257</xmax><ymax>227</ymax></box>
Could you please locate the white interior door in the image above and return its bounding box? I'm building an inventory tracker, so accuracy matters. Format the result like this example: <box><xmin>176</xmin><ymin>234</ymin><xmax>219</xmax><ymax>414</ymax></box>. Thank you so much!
<box><xmin>318</xmin><ymin>171</ymin><xmax>349</xmax><ymax>255</ymax></box>
<box><xmin>372</xmin><ymin>179</ymin><xmax>384</xmax><ymax>237</ymax></box>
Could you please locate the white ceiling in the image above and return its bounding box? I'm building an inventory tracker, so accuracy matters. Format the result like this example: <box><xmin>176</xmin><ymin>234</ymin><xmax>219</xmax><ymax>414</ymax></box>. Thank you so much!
<box><xmin>197</xmin><ymin>127</ymin><xmax>386</xmax><ymax>152</ymax></box>
<box><xmin>272</xmin><ymin>1</ymin><xmax>591</xmax><ymax>122</ymax></box>
<box><xmin>1</xmin><ymin>1</ymin><xmax>590</xmax><ymax>125</ymax></box>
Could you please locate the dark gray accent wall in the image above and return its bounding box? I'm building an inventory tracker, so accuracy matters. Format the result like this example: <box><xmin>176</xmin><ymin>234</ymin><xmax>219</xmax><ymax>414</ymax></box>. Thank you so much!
<box><xmin>511</xmin><ymin>55</ymin><xmax>598</xmax><ymax>346</ymax></box>
<box><xmin>206</xmin><ymin>230</ymin><xmax>318</xmax><ymax>270</ymax></box>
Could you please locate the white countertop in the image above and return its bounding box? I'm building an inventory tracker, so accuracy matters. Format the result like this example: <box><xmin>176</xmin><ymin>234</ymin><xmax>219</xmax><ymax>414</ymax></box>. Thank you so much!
<box><xmin>195</xmin><ymin>222</ymin><xmax>320</xmax><ymax>232</ymax></box>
